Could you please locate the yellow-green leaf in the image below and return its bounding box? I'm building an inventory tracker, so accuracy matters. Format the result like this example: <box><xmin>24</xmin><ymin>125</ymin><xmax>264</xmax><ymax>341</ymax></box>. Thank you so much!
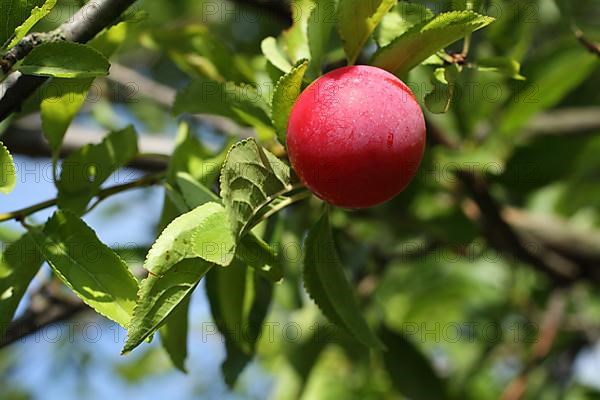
<box><xmin>371</xmin><ymin>11</ymin><xmax>494</xmax><ymax>76</ymax></box>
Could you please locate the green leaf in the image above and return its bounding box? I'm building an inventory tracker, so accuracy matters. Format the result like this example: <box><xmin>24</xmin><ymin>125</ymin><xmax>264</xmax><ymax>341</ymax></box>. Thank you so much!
<box><xmin>377</xmin><ymin>3</ymin><xmax>434</xmax><ymax>47</ymax></box>
<box><xmin>124</xmin><ymin>258</ymin><xmax>212</xmax><ymax>354</ymax></box>
<box><xmin>220</xmin><ymin>138</ymin><xmax>293</xmax><ymax>238</ymax></box>
<box><xmin>238</xmin><ymin>233</ymin><xmax>283</xmax><ymax>282</ymax></box>
<box><xmin>148</xmin><ymin>24</ymin><xmax>253</xmax><ymax>83</ymax></box>
<box><xmin>425</xmin><ymin>65</ymin><xmax>461</xmax><ymax>114</ymax></box>
<box><xmin>476</xmin><ymin>57</ymin><xmax>525</xmax><ymax>80</ymax></box>
<box><xmin>0</xmin><ymin>141</ymin><xmax>16</xmax><ymax>194</ymax></box>
<box><xmin>173</xmin><ymin>171</ymin><xmax>282</xmax><ymax>282</ymax></box>
<box><xmin>283</xmin><ymin>0</ymin><xmax>314</xmax><ymax>63</ymax></box>
<box><xmin>175</xmin><ymin>172</ymin><xmax>219</xmax><ymax>209</ymax></box>
<box><xmin>173</xmin><ymin>78</ymin><xmax>271</xmax><ymax>129</ymax></box>
<box><xmin>271</xmin><ymin>60</ymin><xmax>308</xmax><ymax>145</ymax></box>
<box><xmin>500</xmin><ymin>46</ymin><xmax>598</xmax><ymax>137</ymax></box>
<box><xmin>39</xmin><ymin>23</ymin><xmax>128</xmax><ymax>156</ymax></box>
<box><xmin>7</xmin><ymin>0</ymin><xmax>56</xmax><ymax>49</ymax></box>
<box><xmin>159</xmin><ymin>292</ymin><xmax>191</xmax><ymax>372</ymax></box>
<box><xmin>0</xmin><ymin>234</ymin><xmax>44</xmax><ymax>336</ymax></box>
<box><xmin>166</xmin><ymin>122</ymin><xmax>227</xmax><ymax>187</ymax></box>
<box><xmin>154</xmin><ymin>122</ymin><xmax>228</xmax><ymax>367</ymax></box>
<box><xmin>145</xmin><ymin>202</ymin><xmax>236</xmax><ymax>273</ymax></box>
<box><xmin>57</xmin><ymin>126</ymin><xmax>139</xmax><ymax>215</ymax></box>
<box><xmin>19</xmin><ymin>42</ymin><xmax>110</xmax><ymax>78</ymax></box>
<box><xmin>338</xmin><ymin>0</ymin><xmax>396</xmax><ymax>64</ymax></box>
<box><xmin>29</xmin><ymin>210</ymin><xmax>139</xmax><ymax>328</ymax></box>
<box><xmin>0</xmin><ymin>0</ymin><xmax>44</xmax><ymax>48</ymax></box>
<box><xmin>371</xmin><ymin>11</ymin><xmax>494</xmax><ymax>76</ymax></box>
<box><xmin>205</xmin><ymin>260</ymin><xmax>273</xmax><ymax>386</ymax></box>
<box><xmin>380</xmin><ymin>327</ymin><xmax>447</xmax><ymax>400</ymax></box>
<box><xmin>261</xmin><ymin>36</ymin><xmax>293</xmax><ymax>74</ymax></box>
<box><xmin>41</xmin><ymin>79</ymin><xmax>93</xmax><ymax>154</ymax></box>
<box><xmin>303</xmin><ymin>212</ymin><xmax>382</xmax><ymax>348</ymax></box>
<box><xmin>452</xmin><ymin>0</ymin><xmax>483</xmax><ymax>11</ymax></box>
<box><xmin>307</xmin><ymin>0</ymin><xmax>337</xmax><ymax>76</ymax></box>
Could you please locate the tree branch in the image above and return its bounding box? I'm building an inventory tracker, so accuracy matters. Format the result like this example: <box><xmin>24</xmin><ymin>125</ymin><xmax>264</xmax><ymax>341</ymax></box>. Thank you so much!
<box><xmin>0</xmin><ymin>0</ymin><xmax>138</xmax><ymax>121</ymax></box>
<box><xmin>0</xmin><ymin>171</ymin><xmax>165</xmax><ymax>223</ymax></box>
<box><xmin>501</xmin><ymin>290</ymin><xmax>567</xmax><ymax>400</ymax></box>
<box><xmin>574</xmin><ymin>27</ymin><xmax>600</xmax><ymax>58</ymax></box>
<box><xmin>0</xmin><ymin>283</ymin><xmax>86</xmax><ymax>348</ymax></box>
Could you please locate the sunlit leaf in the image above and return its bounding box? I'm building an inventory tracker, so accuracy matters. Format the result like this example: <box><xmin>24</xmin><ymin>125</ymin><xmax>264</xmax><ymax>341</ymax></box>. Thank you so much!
<box><xmin>29</xmin><ymin>211</ymin><xmax>139</xmax><ymax>328</ymax></box>
<box><xmin>338</xmin><ymin>0</ymin><xmax>396</xmax><ymax>64</ymax></box>
<box><xmin>145</xmin><ymin>202</ymin><xmax>236</xmax><ymax>273</ymax></box>
<box><xmin>7</xmin><ymin>0</ymin><xmax>56</xmax><ymax>49</ymax></box>
<box><xmin>19</xmin><ymin>42</ymin><xmax>110</xmax><ymax>78</ymax></box>
<box><xmin>271</xmin><ymin>59</ymin><xmax>308</xmax><ymax>145</ymax></box>
<box><xmin>377</xmin><ymin>2</ymin><xmax>434</xmax><ymax>47</ymax></box>
<box><xmin>124</xmin><ymin>258</ymin><xmax>212</xmax><ymax>353</ymax></box>
<box><xmin>261</xmin><ymin>36</ymin><xmax>293</xmax><ymax>74</ymax></box>
<box><xmin>371</xmin><ymin>11</ymin><xmax>494</xmax><ymax>76</ymax></box>
<box><xmin>0</xmin><ymin>141</ymin><xmax>16</xmax><ymax>194</ymax></box>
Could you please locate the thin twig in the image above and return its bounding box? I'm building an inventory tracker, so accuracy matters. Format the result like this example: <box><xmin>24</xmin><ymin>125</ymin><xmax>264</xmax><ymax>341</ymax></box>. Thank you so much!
<box><xmin>0</xmin><ymin>172</ymin><xmax>165</xmax><ymax>223</ymax></box>
<box><xmin>501</xmin><ymin>291</ymin><xmax>567</xmax><ymax>400</ymax></box>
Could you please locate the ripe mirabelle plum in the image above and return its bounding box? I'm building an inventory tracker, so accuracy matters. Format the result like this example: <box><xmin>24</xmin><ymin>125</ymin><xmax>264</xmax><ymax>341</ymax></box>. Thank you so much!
<box><xmin>286</xmin><ymin>65</ymin><xmax>426</xmax><ymax>208</ymax></box>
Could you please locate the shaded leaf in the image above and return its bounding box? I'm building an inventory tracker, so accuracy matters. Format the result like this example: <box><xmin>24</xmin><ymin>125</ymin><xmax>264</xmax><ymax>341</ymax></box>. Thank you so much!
<box><xmin>159</xmin><ymin>288</ymin><xmax>191</xmax><ymax>372</ymax></box>
<box><xmin>271</xmin><ymin>59</ymin><xmax>308</xmax><ymax>145</ymax></box>
<box><xmin>19</xmin><ymin>42</ymin><xmax>110</xmax><ymax>78</ymax></box>
<box><xmin>176</xmin><ymin>172</ymin><xmax>219</xmax><ymax>208</ymax></box>
<box><xmin>173</xmin><ymin>78</ymin><xmax>271</xmax><ymax>131</ymax></box>
<box><xmin>425</xmin><ymin>64</ymin><xmax>461</xmax><ymax>114</ymax></box>
<box><xmin>500</xmin><ymin>46</ymin><xmax>598</xmax><ymax>137</ymax></box>
<box><xmin>476</xmin><ymin>57</ymin><xmax>525</xmax><ymax>80</ymax></box>
<box><xmin>380</xmin><ymin>326</ymin><xmax>447</xmax><ymax>400</ymax></box>
<box><xmin>29</xmin><ymin>211</ymin><xmax>139</xmax><ymax>328</ymax></box>
<box><xmin>307</xmin><ymin>0</ymin><xmax>337</xmax><ymax>76</ymax></box>
<box><xmin>205</xmin><ymin>260</ymin><xmax>273</xmax><ymax>386</ymax></box>
<box><xmin>371</xmin><ymin>11</ymin><xmax>494</xmax><ymax>76</ymax></box>
<box><xmin>303</xmin><ymin>212</ymin><xmax>382</xmax><ymax>348</ymax></box>
<box><xmin>338</xmin><ymin>0</ymin><xmax>396</xmax><ymax>64</ymax></box>
<box><xmin>124</xmin><ymin>258</ymin><xmax>212</xmax><ymax>353</ymax></box>
<box><xmin>0</xmin><ymin>233</ymin><xmax>44</xmax><ymax>336</ymax></box>
<box><xmin>57</xmin><ymin>126</ymin><xmax>138</xmax><ymax>215</ymax></box>
<box><xmin>220</xmin><ymin>138</ymin><xmax>293</xmax><ymax>238</ymax></box>
<box><xmin>0</xmin><ymin>141</ymin><xmax>16</xmax><ymax>194</ymax></box>
<box><xmin>237</xmin><ymin>233</ymin><xmax>283</xmax><ymax>282</ymax></box>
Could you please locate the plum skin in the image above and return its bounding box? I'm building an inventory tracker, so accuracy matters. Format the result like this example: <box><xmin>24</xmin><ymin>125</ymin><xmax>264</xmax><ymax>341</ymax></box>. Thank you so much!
<box><xmin>286</xmin><ymin>65</ymin><xmax>426</xmax><ymax>208</ymax></box>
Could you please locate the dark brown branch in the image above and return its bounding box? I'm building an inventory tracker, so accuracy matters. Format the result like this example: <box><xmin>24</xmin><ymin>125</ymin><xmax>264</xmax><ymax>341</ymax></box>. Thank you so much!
<box><xmin>574</xmin><ymin>28</ymin><xmax>600</xmax><ymax>58</ymax></box>
<box><xmin>458</xmin><ymin>170</ymin><xmax>579</xmax><ymax>285</ymax></box>
<box><xmin>0</xmin><ymin>0</ymin><xmax>138</xmax><ymax>121</ymax></box>
<box><xmin>1</xmin><ymin>283</ymin><xmax>86</xmax><ymax>348</ymax></box>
